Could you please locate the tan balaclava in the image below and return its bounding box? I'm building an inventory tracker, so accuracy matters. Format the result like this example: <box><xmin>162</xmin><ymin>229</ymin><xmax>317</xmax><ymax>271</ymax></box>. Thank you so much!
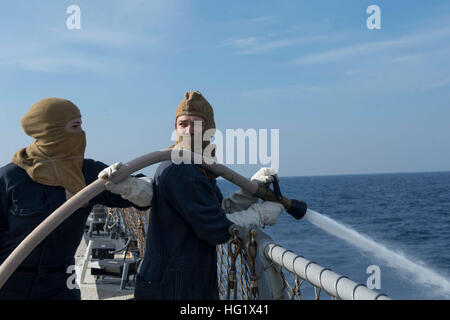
<box><xmin>170</xmin><ymin>91</ymin><xmax>216</xmax><ymax>157</ymax></box>
<box><xmin>11</xmin><ymin>98</ymin><xmax>87</xmax><ymax>195</ymax></box>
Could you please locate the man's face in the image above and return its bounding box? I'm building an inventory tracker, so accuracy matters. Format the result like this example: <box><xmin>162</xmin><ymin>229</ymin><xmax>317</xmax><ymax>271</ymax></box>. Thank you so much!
<box><xmin>176</xmin><ymin>115</ymin><xmax>205</xmax><ymax>136</ymax></box>
<box><xmin>65</xmin><ymin>117</ymin><xmax>83</xmax><ymax>133</ymax></box>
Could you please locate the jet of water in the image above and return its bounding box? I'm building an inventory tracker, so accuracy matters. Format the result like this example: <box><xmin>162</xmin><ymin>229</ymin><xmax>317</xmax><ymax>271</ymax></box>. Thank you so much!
<box><xmin>303</xmin><ymin>209</ymin><xmax>450</xmax><ymax>298</ymax></box>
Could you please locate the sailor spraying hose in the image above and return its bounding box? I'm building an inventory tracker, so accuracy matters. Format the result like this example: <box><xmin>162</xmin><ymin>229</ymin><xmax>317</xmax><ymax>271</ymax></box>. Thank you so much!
<box><xmin>100</xmin><ymin>91</ymin><xmax>304</xmax><ymax>300</ymax></box>
<box><xmin>0</xmin><ymin>92</ymin><xmax>308</xmax><ymax>298</ymax></box>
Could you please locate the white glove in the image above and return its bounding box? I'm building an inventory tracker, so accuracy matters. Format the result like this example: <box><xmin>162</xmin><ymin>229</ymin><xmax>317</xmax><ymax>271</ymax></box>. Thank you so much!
<box><xmin>222</xmin><ymin>167</ymin><xmax>278</xmax><ymax>213</ymax></box>
<box><xmin>98</xmin><ymin>162</ymin><xmax>153</xmax><ymax>207</ymax></box>
<box><xmin>225</xmin><ymin>201</ymin><xmax>284</xmax><ymax>229</ymax></box>
<box><xmin>250</xmin><ymin>167</ymin><xmax>278</xmax><ymax>185</ymax></box>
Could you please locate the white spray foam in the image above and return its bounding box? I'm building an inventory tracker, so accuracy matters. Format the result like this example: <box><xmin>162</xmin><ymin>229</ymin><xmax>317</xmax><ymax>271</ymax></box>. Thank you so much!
<box><xmin>304</xmin><ymin>209</ymin><xmax>450</xmax><ymax>298</ymax></box>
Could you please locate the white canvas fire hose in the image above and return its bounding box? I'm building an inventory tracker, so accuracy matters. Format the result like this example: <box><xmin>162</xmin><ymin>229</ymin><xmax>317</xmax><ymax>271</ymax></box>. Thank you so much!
<box><xmin>0</xmin><ymin>148</ymin><xmax>388</xmax><ymax>299</ymax></box>
<box><xmin>0</xmin><ymin>149</ymin><xmax>305</xmax><ymax>289</ymax></box>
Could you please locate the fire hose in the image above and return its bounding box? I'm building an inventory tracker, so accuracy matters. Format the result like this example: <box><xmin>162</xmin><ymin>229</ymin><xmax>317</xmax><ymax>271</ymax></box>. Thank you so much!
<box><xmin>0</xmin><ymin>149</ymin><xmax>307</xmax><ymax>289</ymax></box>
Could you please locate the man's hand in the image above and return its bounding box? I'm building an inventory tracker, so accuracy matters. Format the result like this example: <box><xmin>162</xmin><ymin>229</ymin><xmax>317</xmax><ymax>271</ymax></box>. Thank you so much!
<box><xmin>98</xmin><ymin>162</ymin><xmax>122</xmax><ymax>180</ymax></box>
<box><xmin>251</xmin><ymin>167</ymin><xmax>277</xmax><ymax>185</ymax></box>
<box><xmin>225</xmin><ymin>201</ymin><xmax>284</xmax><ymax>229</ymax></box>
<box><xmin>98</xmin><ymin>162</ymin><xmax>153</xmax><ymax>207</ymax></box>
<box><xmin>222</xmin><ymin>167</ymin><xmax>279</xmax><ymax>213</ymax></box>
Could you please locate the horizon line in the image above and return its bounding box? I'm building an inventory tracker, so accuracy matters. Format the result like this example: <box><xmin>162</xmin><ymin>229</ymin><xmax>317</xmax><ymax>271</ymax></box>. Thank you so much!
<box><xmin>278</xmin><ymin>169</ymin><xmax>450</xmax><ymax>179</ymax></box>
<box><xmin>217</xmin><ymin>169</ymin><xmax>450</xmax><ymax>180</ymax></box>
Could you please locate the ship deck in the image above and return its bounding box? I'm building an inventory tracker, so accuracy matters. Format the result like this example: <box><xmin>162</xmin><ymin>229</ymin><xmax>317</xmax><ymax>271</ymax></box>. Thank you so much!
<box><xmin>74</xmin><ymin>233</ymin><xmax>135</xmax><ymax>300</ymax></box>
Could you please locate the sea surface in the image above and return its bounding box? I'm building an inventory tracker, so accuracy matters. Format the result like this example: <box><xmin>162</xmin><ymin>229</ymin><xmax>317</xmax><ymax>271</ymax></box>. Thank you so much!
<box><xmin>217</xmin><ymin>171</ymin><xmax>450</xmax><ymax>300</ymax></box>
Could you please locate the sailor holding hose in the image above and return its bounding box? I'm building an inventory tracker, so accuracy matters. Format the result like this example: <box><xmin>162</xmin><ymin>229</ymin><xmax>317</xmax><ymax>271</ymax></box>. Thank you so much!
<box><xmin>0</xmin><ymin>98</ymin><xmax>151</xmax><ymax>300</ymax></box>
<box><xmin>100</xmin><ymin>91</ymin><xmax>284</xmax><ymax>299</ymax></box>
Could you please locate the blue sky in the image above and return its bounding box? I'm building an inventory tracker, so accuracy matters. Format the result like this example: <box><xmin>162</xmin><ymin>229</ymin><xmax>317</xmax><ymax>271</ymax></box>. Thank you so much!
<box><xmin>0</xmin><ymin>0</ymin><xmax>449</xmax><ymax>178</ymax></box>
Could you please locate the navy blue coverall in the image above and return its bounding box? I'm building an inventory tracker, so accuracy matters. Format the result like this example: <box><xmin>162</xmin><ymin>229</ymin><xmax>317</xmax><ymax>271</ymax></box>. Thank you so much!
<box><xmin>0</xmin><ymin>159</ymin><xmax>146</xmax><ymax>300</ymax></box>
<box><xmin>134</xmin><ymin>163</ymin><xmax>233</xmax><ymax>300</ymax></box>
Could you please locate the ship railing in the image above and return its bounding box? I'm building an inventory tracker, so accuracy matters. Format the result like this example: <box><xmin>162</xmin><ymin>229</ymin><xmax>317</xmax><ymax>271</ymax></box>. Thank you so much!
<box><xmin>114</xmin><ymin>208</ymin><xmax>390</xmax><ymax>300</ymax></box>
<box><xmin>216</xmin><ymin>227</ymin><xmax>391</xmax><ymax>301</ymax></box>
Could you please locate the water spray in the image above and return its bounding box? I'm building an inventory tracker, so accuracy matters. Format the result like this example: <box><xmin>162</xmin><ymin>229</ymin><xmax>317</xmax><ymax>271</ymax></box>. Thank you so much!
<box><xmin>303</xmin><ymin>209</ymin><xmax>450</xmax><ymax>297</ymax></box>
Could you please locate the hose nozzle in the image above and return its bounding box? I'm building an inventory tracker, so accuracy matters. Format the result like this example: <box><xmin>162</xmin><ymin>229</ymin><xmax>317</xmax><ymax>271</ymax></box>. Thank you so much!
<box><xmin>255</xmin><ymin>176</ymin><xmax>308</xmax><ymax>220</ymax></box>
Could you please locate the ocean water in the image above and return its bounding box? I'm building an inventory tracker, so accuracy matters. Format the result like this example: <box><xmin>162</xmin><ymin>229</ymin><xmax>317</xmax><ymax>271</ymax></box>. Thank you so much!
<box><xmin>217</xmin><ymin>171</ymin><xmax>450</xmax><ymax>300</ymax></box>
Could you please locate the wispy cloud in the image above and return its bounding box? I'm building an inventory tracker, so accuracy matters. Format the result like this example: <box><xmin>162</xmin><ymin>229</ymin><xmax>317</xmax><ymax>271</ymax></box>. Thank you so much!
<box><xmin>245</xmin><ymin>16</ymin><xmax>278</xmax><ymax>25</ymax></box>
<box><xmin>242</xmin><ymin>84</ymin><xmax>327</xmax><ymax>98</ymax></box>
<box><xmin>390</xmin><ymin>54</ymin><xmax>424</xmax><ymax>64</ymax></box>
<box><xmin>293</xmin><ymin>27</ymin><xmax>450</xmax><ymax>66</ymax></box>
<box><xmin>423</xmin><ymin>76</ymin><xmax>450</xmax><ymax>92</ymax></box>
<box><xmin>223</xmin><ymin>15</ymin><xmax>279</xmax><ymax>28</ymax></box>
<box><xmin>12</xmin><ymin>56</ymin><xmax>110</xmax><ymax>74</ymax></box>
<box><xmin>221</xmin><ymin>33</ymin><xmax>346</xmax><ymax>55</ymax></box>
<box><xmin>0</xmin><ymin>30</ymin><xmax>135</xmax><ymax>75</ymax></box>
<box><xmin>221</xmin><ymin>37</ymin><xmax>258</xmax><ymax>49</ymax></box>
<box><xmin>0</xmin><ymin>0</ymin><xmax>180</xmax><ymax>75</ymax></box>
<box><xmin>57</xmin><ymin>28</ymin><xmax>157</xmax><ymax>48</ymax></box>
